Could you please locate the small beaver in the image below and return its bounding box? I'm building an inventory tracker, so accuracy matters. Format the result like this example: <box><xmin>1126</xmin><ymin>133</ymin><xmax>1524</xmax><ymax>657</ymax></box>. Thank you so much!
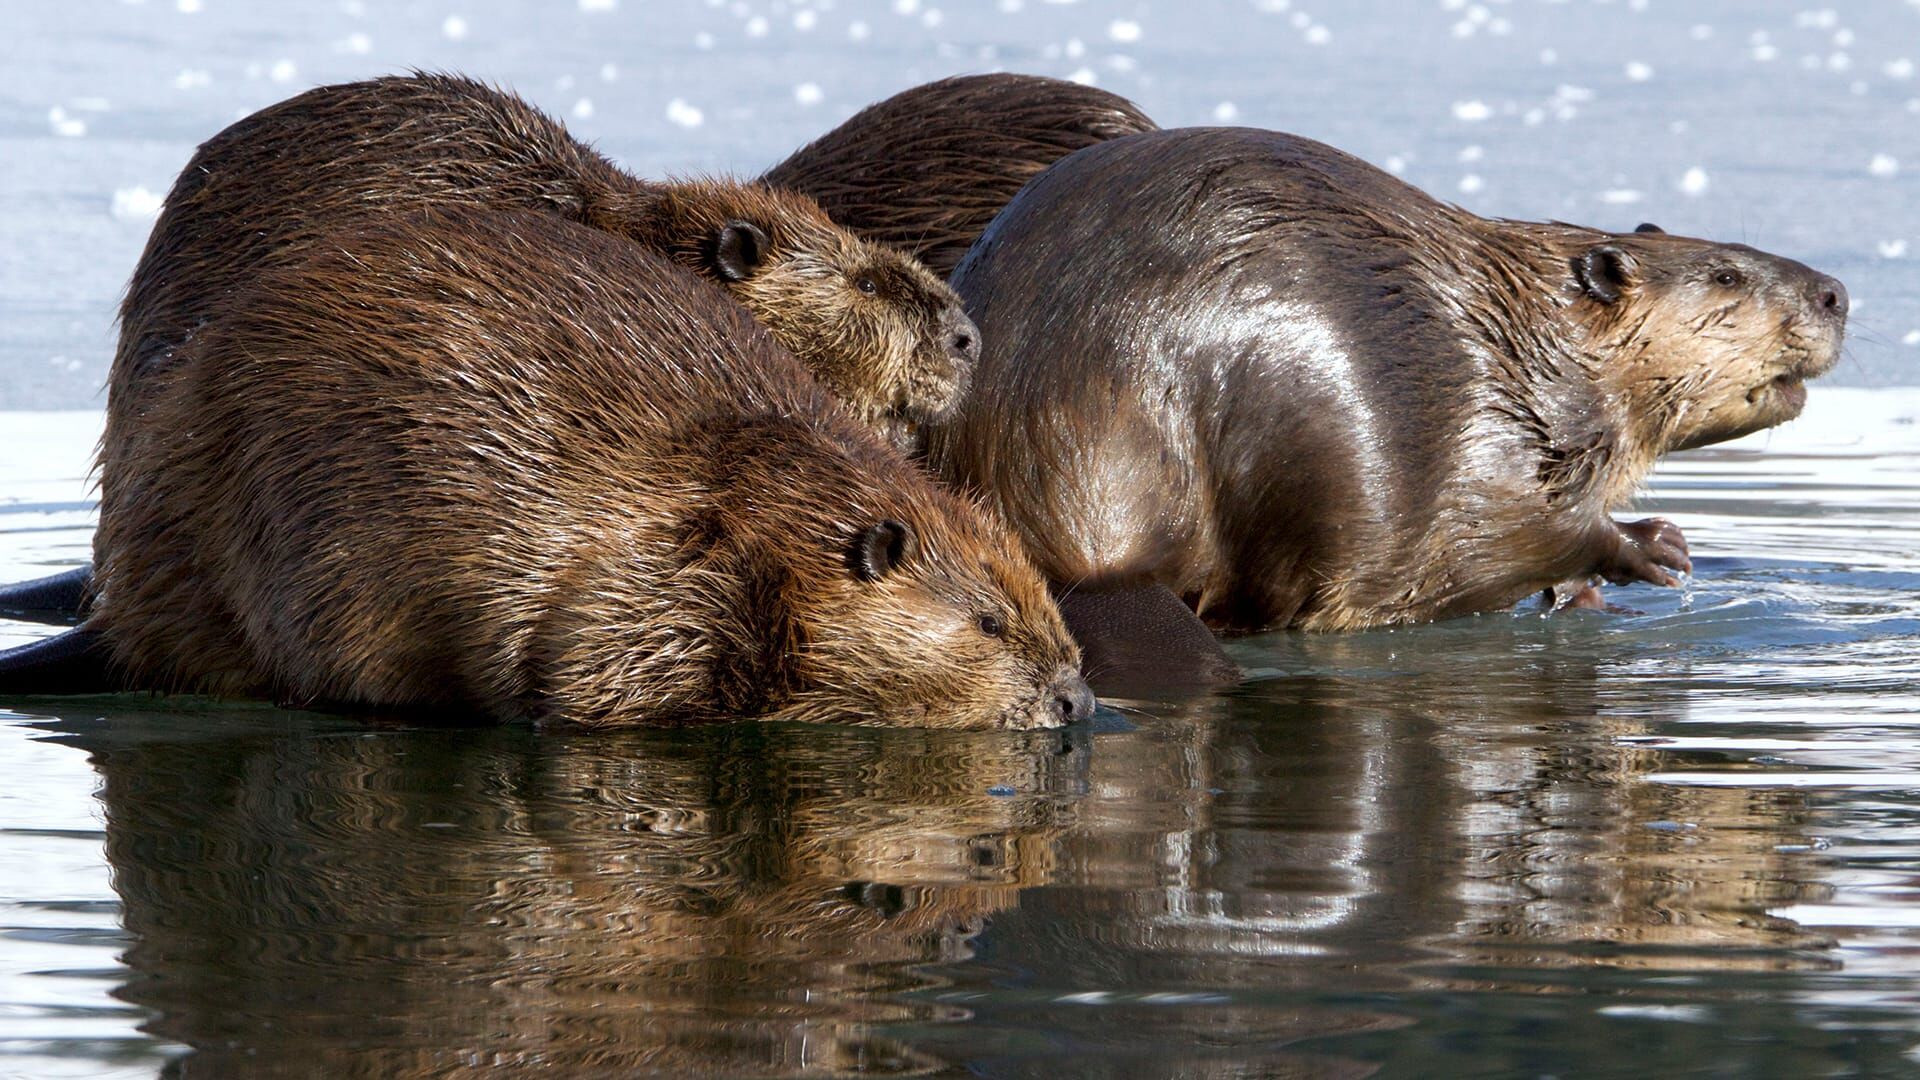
<box><xmin>763</xmin><ymin>73</ymin><xmax>1158</xmax><ymax>278</ymax></box>
<box><xmin>115</xmin><ymin>73</ymin><xmax>977</xmax><ymax>448</ymax></box>
<box><xmin>932</xmin><ymin>127</ymin><xmax>1848</xmax><ymax>631</ymax></box>
<box><xmin>12</xmin><ymin>209</ymin><xmax>1090</xmax><ymax>728</ymax></box>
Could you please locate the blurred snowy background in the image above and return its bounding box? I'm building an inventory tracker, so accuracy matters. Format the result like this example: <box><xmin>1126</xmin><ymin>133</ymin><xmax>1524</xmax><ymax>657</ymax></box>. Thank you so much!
<box><xmin>2</xmin><ymin>0</ymin><xmax>1914</xmax><ymax>408</ymax></box>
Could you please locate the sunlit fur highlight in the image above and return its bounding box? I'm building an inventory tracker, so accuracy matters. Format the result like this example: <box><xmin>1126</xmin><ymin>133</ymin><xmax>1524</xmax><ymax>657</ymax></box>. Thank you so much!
<box><xmin>88</xmin><ymin>209</ymin><xmax>1079</xmax><ymax>729</ymax></box>
<box><xmin>107</xmin><ymin>72</ymin><xmax>968</xmax><ymax>466</ymax></box>
<box><xmin>932</xmin><ymin>127</ymin><xmax>1846</xmax><ymax>632</ymax></box>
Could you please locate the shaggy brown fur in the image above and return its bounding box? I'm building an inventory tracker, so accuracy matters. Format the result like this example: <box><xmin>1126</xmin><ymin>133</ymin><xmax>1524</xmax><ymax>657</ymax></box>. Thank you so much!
<box><xmin>762</xmin><ymin>73</ymin><xmax>1158</xmax><ymax>278</ymax></box>
<box><xmin>111</xmin><ymin>72</ymin><xmax>975</xmax><ymax>452</ymax></box>
<box><xmin>931</xmin><ymin>127</ymin><xmax>1848</xmax><ymax>631</ymax></box>
<box><xmin>88</xmin><ymin>208</ymin><xmax>1088</xmax><ymax>729</ymax></box>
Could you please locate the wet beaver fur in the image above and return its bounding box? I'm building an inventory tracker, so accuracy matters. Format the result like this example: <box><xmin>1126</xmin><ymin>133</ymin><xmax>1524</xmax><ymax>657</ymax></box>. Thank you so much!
<box><xmin>932</xmin><ymin>127</ymin><xmax>1849</xmax><ymax>632</ymax></box>
<box><xmin>0</xmin><ymin>73</ymin><xmax>986</xmax><ymax>631</ymax></box>
<box><xmin>763</xmin><ymin>73</ymin><xmax>1158</xmax><ymax>278</ymax></box>
<box><xmin>117</xmin><ymin>72</ymin><xmax>978</xmax><ymax>448</ymax></box>
<box><xmin>11</xmin><ymin>208</ymin><xmax>1091</xmax><ymax>728</ymax></box>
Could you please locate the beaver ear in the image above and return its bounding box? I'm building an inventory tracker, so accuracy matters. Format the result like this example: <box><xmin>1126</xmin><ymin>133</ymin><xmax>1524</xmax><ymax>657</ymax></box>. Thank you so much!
<box><xmin>850</xmin><ymin>520</ymin><xmax>917</xmax><ymax>582</ymax></box>
<box><xmin>712</xmin><ymin>221</ymin><xmax>770</xmax><ymax>282</ymax></box>
<box><xmin>1572</xmin><ymin>244</ymin><xmax>1635</xmax><ymax>305</ymax></box>
<box><xmin>1634</xmin><ymin>222</ymin><xmax>1665</xmax><ymax>234</ymax></box>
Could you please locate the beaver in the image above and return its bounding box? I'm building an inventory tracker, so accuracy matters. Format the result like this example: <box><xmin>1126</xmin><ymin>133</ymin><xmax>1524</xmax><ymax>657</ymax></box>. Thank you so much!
<box><xmin>930</xmin><ymin>127</ymin><xmax>1848</xmax><ymax>632</ymax></box>
<box><xmin>0</xmin><ymin>74</ymin><xmax>984</xmax><ymax>631</ymax></box>
<box><xmin>762</xmin><ymin>73</ymin><xmax>1158</xmax><ymax>278</ymax></box>
<box><xmin>3</xmin><ymin>208</ymin><xmax>1091</xmax><ymax>728</ymax></box>
<box><xmin>115</xmin><ymin>73</ymin><xmax>978</xmax><ymax>449</ymax></box>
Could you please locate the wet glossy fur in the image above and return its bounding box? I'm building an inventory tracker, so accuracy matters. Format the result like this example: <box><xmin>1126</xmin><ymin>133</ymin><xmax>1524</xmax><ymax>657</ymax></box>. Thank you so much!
<box><xmin>90</xmin><ymin>209</ymin><xmax>1085</xmax><ymax>728</ymax></box>
<box><xmin>763</xmin><ymin>73</ymin><xmax>1158</xmax><ymax>278</ymax></box>
<box><xmin>932</xmin><ymin>127</ymin><xmax>1848</xmax><ymax>631</ymax></box>
<box><xmin>110</xmin><ymin>73</ymin><xmax>973</xmax><ymax>452</ymax></box>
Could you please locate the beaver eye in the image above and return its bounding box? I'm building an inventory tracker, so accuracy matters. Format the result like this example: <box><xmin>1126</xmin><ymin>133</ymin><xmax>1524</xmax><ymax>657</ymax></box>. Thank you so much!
<box><xmin>976</xmin><ymin>613</ymin><xmax>1004</xmax><ymax>638</ymax></box>
<box><xmin>1713</xmin><ymin>268</ymin><xmax>1743</xmax><ymax>288</ymax></box>
<box><xmin>855</xmin><ymin>275</ymin><xmax>878</xmax><ymax>295</ymax></box>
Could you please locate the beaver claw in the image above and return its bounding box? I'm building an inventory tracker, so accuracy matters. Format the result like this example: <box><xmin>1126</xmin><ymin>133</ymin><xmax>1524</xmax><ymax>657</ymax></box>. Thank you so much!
<box><xmin>1598</xmin><ymin>517</ymin><xmax>1691</xmax><ymax>587</ymax></box>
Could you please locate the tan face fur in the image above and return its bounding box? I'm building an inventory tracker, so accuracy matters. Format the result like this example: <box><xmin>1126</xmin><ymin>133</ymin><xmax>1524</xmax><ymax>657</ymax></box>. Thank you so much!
<box><xmin>534</xmin><ymin>423</ymin><xmax>1087</xmax><ymax>732</ymax></box>
<box><xmin>611</xmin><ymin>181</ymin><xmax>979</xmax><ymax>447</ymax></box>
<box><xmin>1568</xmin><ymin>228</ymin><xmax>1848</xmax><ymax>458</ymax></box>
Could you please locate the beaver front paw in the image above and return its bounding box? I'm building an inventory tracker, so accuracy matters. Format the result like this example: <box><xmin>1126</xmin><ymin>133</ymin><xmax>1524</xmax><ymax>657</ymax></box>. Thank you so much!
<box><xmin>1598</xmin><ymin>517</ymin><xmax>1691</xmax><ymax>587</ymax></box>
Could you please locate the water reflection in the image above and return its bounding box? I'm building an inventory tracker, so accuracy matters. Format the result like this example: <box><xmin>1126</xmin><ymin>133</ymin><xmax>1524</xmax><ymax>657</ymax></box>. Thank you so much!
<box><xmin>47</xmin><ymin>631</ymin><xmax>1852</xmax><ymax>1075</ymax></box>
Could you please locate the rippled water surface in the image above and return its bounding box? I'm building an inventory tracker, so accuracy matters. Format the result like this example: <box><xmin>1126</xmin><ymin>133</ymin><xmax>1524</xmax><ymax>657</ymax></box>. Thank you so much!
<box><xmin>0</xmin><ymin>390</ymin><xmax>1915</xmax><ymax>1077</ymax></box>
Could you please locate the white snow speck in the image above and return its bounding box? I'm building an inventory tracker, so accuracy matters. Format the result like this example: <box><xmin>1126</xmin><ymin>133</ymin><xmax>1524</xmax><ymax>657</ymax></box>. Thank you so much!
<box><xmin>336</xmin><ymin>31</ymin><xmax>372</xmax><ymax>54</ymax></box>
<box><xmin>1903</xmin><ymin>330</ymin><xmax>1920</xmax><ymax>347</ymax></box>
<box><xmin>1679</xmin><ymin>167</ymin><xmax>1709</xmax><ymax>195</ymax></box>
<box><xmin>571</xmin><ymin>98</ymin><xmax>593</xmax><ymax>119</ymax></box>
<box><xmin>1540</xmin><ymin>48</ymin><xmax>1558</xmax><ymax>64</ymax></box>
<box><xmin>578</xmin><ymin>0</ymin><xmax>616</xmax><ymax>10</ymax></box>
<box><xmin>1212</xmin><ymin>101</ymin><xmax>1239</xmax><ymax>122</ymax></box>
<box><xmin>998</xmin><ymin>0</ymin><xmax>1023</xmax><ymax>11</ymax></box>
<box><xmin>599</xmin><ymin>63</ymin><xmax>618</xmax><ymax>81</ymax></box>
<box><xmin>1689</xmin><ymin>23</ymin><xmax>1712</xmax><ymax>40</ymax></box>
<box><xmin>793</xmin><ymin>9</ymin><xmax>816</xmax><ymax>30</ymax></box>
<box><xmin>173</xmin><ymin>68</ymin><xmax>211</xmax><ymax>90</ymax></box>
<box><xmin>1752</xmin><ymin>43</ymin><xmax>1777</xmax><ymax>62</ymax></box>
<box><xmin>1887</xmin><ymin>59</ymin><xmax>1915</xmax><ymax>80</ymax></box>
<box><xmin>1384</xmin><ymin>155</ymin><xmax>1407</xmax><ymax>175</ymax></box>
<box><xmin>1255</xmin><ymin>0</ymin><xmax>1289</xmax><ymax>10</ymax></box>
<box><xmin>1869</xmin><ymin>153</ymin><xmax>1900</xmax><ymax>178</ymax></box>
<box><xmin>112</xmin><ymin>186</ymin><xmax>164</xmax><ymax>220</ymax></box>
<box><xmin>47</xmin><ymin>107</ymin><xmax>86</xmax><ymax>137</ymax></box>
<box><xmin>1108</xmin><ymin>19</ymin><xmax>1141</xmax><ymax>43</ymax></box>
<box><xmin>693</xmin><ymin>31</ymin><xmax>715</xmax><ymax>49</ymax></box>
<box><xmin>341</xmin><ymin>0</ymin><xmax>366</xmax><ymax>15</ymax></box>
<box><xmin>1624</xmin><ymin>61</ymin><xmax>1653</xmax><ymax>81</ymax></box>
<box><xmin>892</xmin><ymin>0</ymin><xmax>918</xmax><ymax>13</ymax></box>
<box><xmin>921</xmin><ymin>9</ymin><xmax>943</xmax><ymax>28</ymax></box>
<box><xmin>1599</xmin><ymin>189</ymin><xmax>1643</xmax><ymax>205</ymax></box>
<box><xmin>1451</xmin><ymin>100</ymin><xmax>1491</xmax><ymax>122</ymax></box>
<box><xmin>794</xmin><ymin>82</ymin><xmax>823</xmax><ymax>106</ymax></box>
<box><xmin>268</xmin><ymin>59</ymin><xmax>297</xmax><ymax>83</ymax></box>
<box><xmin>1305</xmin><ymin>24</ymin><xmax>1330</xmax><ymax>45</ymax></box>
<box><xmin>847</xmin><ymin>20</ymin><xmax>869</xmax><ymax>40</ymax></box>
<box><xmin>1834</xmin><ymin>28</ymin><xmax>1855</xmax><ymax>47</ymax></box>
<box><xmin>1828</xmin><ymin>52</ymin><xmax>1852</xmax><ymax>72</ymax></box>
<box><xmin>1458</xmin><ymin>145</ymin><xmax>1484</xmax><ymax>164</ymax></box>
<box><xmin>1065</xmin><ymin>37</ymin><xmax>1085</xmax><ymax>58</ymax></box>
<box><xmin>1067</xmin><ymin>67</ymin><xmax>1097</xmax><ymax>85</ymax></box>
<box><xmin>744</xmin><ymin>15</ymin><xmax>768</xmax><ymax>36</ymax></box>
<box><xmin>442</xmin><ymin>15</ymin><xmax>468</xmax><ymax>40</ymax></box>
<box><xmin>665</xmin><ymin>98</ymin><xmax>704</xmax><ymax>128</ymax></box>
<box><xmin>1878</xmin><ymin>239</ymin><xmax>1909</xmax><ymax>259</ymax></box>
<box><xmin>176</xmin><ymin>0</ymin><xmax>202</xmax><ymax>12</ymax></box>
<box><xmin>1458</xmin><ymin>174</ymin><xmax>1483</xmax><ymax>194</ymax></box>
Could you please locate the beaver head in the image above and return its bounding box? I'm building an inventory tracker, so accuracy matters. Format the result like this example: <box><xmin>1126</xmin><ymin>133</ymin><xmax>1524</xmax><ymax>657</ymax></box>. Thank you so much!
<box><xmin>1565</xmin><ymin>222</ymin><xmax>1848</xmax><ymax>454</ymax></box>
<box><xmin>600</xmin><ymin>181</ymin><xmax>979</xmax><ymax>445</ymax></box>
<box><xmin>541</xmin><ymin>418</ymin><xmax>1089</xmax><ymax>732</ymax></box>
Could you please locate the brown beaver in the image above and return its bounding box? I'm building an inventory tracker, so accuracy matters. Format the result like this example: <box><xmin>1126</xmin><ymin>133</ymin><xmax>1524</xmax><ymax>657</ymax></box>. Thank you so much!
<box><xmin>763</xmin><ymin>73</ymin><xmax>1158</xmax><ymax>278</ymax></box>
<box><xmin>5</xmin><ymin>208</ymin><xmax>1091</xmax><ymax>728</ymax></box>
<box><xmin>115</xmin><ymin>73</ymin><xmax>978</xmax><ymax>449</ymax></box>
<box><xmin>931</xmin><ymin>127</ymin><xmax>1848</xmax><ymax>632</ymax></box>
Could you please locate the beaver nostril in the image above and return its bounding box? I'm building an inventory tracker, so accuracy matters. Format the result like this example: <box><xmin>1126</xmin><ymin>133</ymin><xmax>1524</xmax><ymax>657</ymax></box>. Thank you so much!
<box><xmin>1048</xmin><ymin>670</ymin><xmax>1096</xmax><ymax>724</ymax></box>
<box><xmin>1816</xmin><ymin>277</ymin><xmax>1849</xmax><ymax>318</ymax></box>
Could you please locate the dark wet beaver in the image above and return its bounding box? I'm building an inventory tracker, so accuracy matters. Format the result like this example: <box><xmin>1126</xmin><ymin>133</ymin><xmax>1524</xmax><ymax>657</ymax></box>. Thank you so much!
<box><xmin>113</xmin><ymin>72</ymin><xmax>976</xmax><ymax>449</ymax></box>
<box><xmin>763</xmin><ymin>73</ymin><xmax>1158</xmax><ymax>278</ymax></box>
<box><xmin>931</xmin><ymin>127</ymin><xmax>1848</xmax><ymax>632</ymax></box>
<box><xmin>30</xmin><ymin>208</ymin><xmax>1090</xmax><ymax>728</ymax></box>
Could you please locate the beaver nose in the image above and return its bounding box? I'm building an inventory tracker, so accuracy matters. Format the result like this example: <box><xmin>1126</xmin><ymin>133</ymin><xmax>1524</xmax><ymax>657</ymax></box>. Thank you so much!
<box><xmin>1813</xmin><ymin>274</ymin><xmax>1849</xmax><ymax>319</ymax></box>
<box><xmin>941</xmin><ymin>307</ymin><xmax>981</xmax><ymax>367</ymax></box>
<box><xmin>1049</xmin><ymin>668</ymin><xmax>1096</xmax><ymax>725</ymax></box>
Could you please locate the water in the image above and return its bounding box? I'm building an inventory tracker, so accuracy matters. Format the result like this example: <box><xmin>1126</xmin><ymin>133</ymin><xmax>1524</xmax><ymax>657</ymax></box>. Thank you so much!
<box><xmin>3</xmin><ymin>1</ymin><xmax>1918</xmax><ymax>1076</ymax></box>
<box><xmin>1</xmin><ymin>391</ymin><xmax>1915</xmax><ymax>1076</ymax></box>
